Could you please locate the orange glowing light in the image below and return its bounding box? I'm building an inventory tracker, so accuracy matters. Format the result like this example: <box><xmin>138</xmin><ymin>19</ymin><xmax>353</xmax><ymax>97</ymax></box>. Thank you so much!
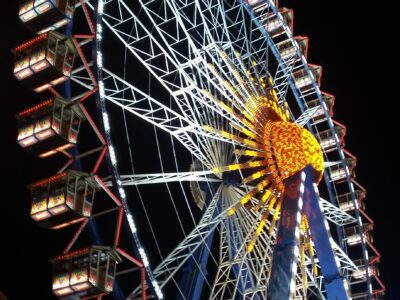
<box><xmin>51</xmin><ymin>247</ymin><xmax>91</xmax><ymax>262</ymax></box>
<box><xmin>15</xmin><ymin>33</ymin><xmax>48</xmax><ymax>52</ymax></box>
<box><xmin>30</xmin><ymin>172</ymin><xmax>67</xmax><ymax>188</ymax></box>
<box><xmin>18</xmin><ymin>99</ymin><xmax>53</xmax><ymax>117</ymax></box>
<box><xmin>267</xmin><ymin>121</ymin><xmax>324</xmax><ymax>182</ymax></box>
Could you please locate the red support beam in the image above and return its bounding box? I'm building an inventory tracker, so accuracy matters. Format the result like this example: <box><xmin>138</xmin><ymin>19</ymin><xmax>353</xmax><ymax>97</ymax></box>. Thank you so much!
<box><xmin>372</xmin><ymin>274</ymin><xmax>386</xmax><ymax>295</ymax></box>
<box><xmin>321</xmin><ymin>91</ymin><xmax>335</xmax><ymax>117</ymax></box>
<box><xmin>79</xmin><ymin>103</ymin><xmax>107</xmax><ymax>145</ymax></box>
<box><xmin>48</xmin><ymin>86</ymin><xmax>62</xmax><ymax>98</ymax></box>
<box><xmin>351</xmin><ymin>179</ymin><xmax>367</xmax><ymax>203</ymax></box>
<box><xmin>63</xmin><ymin>218</ymin><xmax>89</xmax><ymax>254</ymax></box>
<box><xmin>342</xmin><ymin>148</ymin><xmax>357</xmax><ymax>160</ymax></box>
<box><xmin>92</xmin><ymin>145</ymin><xmax>107</xmax><ymax>174</ymax></box>
<box><xmin>114</xmin><ymin>207</ymin><xmax>124</xmax><ymax>246</ymax></box>
<box><xmin>116</xmin><ymin>248</ymin><xmax>143</xmax><ymax>268</ymax></box>
<box><xmin>359</xmin><ymin>208</ymin><xmax>375</xmax><ymax>225</ymax></box>
<box><xmin>367</xmin><ymin>240</ymin><xmax>381</xmax><ymax>265</ymax></box>
<box><xmin>295</xmin><ymin>35</ymin><xmax>309</xmax><ymax>59</ymax></box>
<box><xmin>141</xmin><ymin>267</ymin><xmax>147</xmax><ymax>300</ymax></box>
<box><xmin>80</xmin><ymin>0</ymin><xmax>96</xmax><ymax>35</ymax></box>
<box><xmin>58</xmin><ymin>149</ymin><xmax>74</xmax><ymax>173</ymax></box>
<box><xmin>80</xmin><ymin>87</ymin><xmax>98</xmax><ymax>103</ymax></box>
<box><xmin>74</xmin><ymin>34</ymin><xmax>95</xmax><ymax>39</ymax></box>
<box><xmin>332</xmin><ymin>119</ymin><xmax>347</xmax><ymax>146</ymax></box>
<box><xmin>94</xmin><ymin>175</ymin><xmax>122</xmax><ymax>207</ymax></box>
<box><xmin>72</xmin><ymin>38</ymin><xmax>97</xmax><ymax>85</ymax></box>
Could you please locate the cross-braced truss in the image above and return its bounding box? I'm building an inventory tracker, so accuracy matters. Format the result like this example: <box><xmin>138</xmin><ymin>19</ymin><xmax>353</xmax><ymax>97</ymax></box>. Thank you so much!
<box><xmin>92</xmin><ymin>0</ymin><xmax>375</xmax><ymax>298</ymax></box>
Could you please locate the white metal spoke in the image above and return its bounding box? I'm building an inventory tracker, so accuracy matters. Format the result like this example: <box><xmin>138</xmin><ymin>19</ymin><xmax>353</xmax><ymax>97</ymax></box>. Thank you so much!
<box><xmin>119</xmin><ymin>170</ymin><xmax>221</xmax><ymax>186</ymax></box>
<box><xmin>101</xmin><ymin>69</ymin><xmax>191</xmax><ymax>133</ymax></box>
<box><xmin>220</xmin><ymin>0</ymin><xmax>272</xmax><ymax>84</ymax></box>
<box><xmin>101</xmin><ymin>68</ymin><xmax>255</xmax><ymax>169</ymax></box>
<box><xmin>274</xmin><ymin>54</ymin><xmax>298</xmax><ymax>105</ymax></box>
<box><xmin>238</xmin><ymin>0</ymin><xmax>301</xmax><ymax>106</ymax></box>
<box><xmin>295</xmin><ymin>105</ymin><xmax>321</xmax><ymax>127</ymax></box>
<box><xmin>320</xmin><ymin>197</ymin><xmax>357</xmax><ymax>226</ymax></box>
<box><xmin>331</xmin><ymin>240</ymin><xmax>359</xmax><ymax>274</ymax></box>
<box><xmin>71</xmin><ymin>65</ymin><xmax>96</xmax><ymax>90</ymax></box>
<box><xmin>163</xmin><ymin>0</ymin><xmax>260</xmax><ymax>109</ymax></box>
<box><xmin>324</xmin><ymin>161</ymin><xmax>342</xmax><ymax>168</ymax></box>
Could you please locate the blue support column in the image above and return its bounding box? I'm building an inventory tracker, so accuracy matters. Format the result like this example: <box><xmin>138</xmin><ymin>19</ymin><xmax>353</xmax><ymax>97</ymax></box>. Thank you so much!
<box><xmin>223</xmin><ymin>171</ymin><xmax>257</xmax><ymax>298</ymax></box>
<box><xmin>267</xmin><ymin>172</ymin><xmax>302</xmax><ymax>300</ymax></box>
<box><xmin>177</xmin><ymin>180</ymin><xmax>257</xmax><ymax>299</ymax></box>
<box><xmin>177</xmin><ymin>183</ymin><xmax>217</xmax><ymax>300</ymax></box>
<box><xmin>302</xmin><ymin>166</ymin><xmax>349</xmax><ymax>300</ymax></box>
<box><xmin>228</xmin><ymin>216</ymin><xmax>256</xmax><ymax>298</ymax></box>
<box><xmin>268</xmin><ymin>166</ymin><xmax>349</xmax><ymax>300</ymax></box>
<box><xmin>176</xmin><ymin>230</ymin><xmax>215</xmax><ymax>300</ymax></box>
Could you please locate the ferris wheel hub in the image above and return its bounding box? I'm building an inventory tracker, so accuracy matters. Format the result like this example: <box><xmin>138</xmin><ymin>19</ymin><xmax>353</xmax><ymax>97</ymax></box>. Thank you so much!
<box><xmin>265</xmin><ymin>121</ymin><xmax>324</xmax><ymax>183</ymax></box>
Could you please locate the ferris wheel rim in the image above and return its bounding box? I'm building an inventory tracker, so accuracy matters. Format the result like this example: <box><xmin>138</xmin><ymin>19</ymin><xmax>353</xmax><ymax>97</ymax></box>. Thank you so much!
<box><xmin>92</xmin><ymin>0</ymin><xmax>372</xmax><ymax>298</ymax></box>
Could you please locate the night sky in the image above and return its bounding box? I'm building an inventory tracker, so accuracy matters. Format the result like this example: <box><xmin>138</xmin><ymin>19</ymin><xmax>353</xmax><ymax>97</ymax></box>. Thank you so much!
<box><xmin>1</xmin><ymin>1</ymin><xmax>398</xmax><ymax>299</ymax></box>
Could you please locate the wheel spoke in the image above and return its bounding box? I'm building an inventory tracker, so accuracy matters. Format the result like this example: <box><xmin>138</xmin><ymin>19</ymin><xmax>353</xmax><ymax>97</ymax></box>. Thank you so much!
<box><xmin>119</xmin><ymin>170</ymin><xmax>221</xmax><ymax>186</ymax></box>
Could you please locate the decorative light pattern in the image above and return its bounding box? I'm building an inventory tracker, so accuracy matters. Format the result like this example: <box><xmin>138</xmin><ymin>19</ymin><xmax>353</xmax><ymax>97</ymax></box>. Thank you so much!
<box><xmin>15</xmin><ymin>33</ymin><xmax>48</xmax><ymax>52</ymax></box>
<box><xmin>268</xmin><ymin>121</ymin><xmax>324</xmax><ymax>182</ymax></box>
<box><xmin>203</xmin><ymin>50</ymin><xmax>324</xmax><ymax>258</ymax></box>
<box><xmin>18</xmin><ymin>99</ymin><xmax>53</xmax><ymax>116</ymax></box>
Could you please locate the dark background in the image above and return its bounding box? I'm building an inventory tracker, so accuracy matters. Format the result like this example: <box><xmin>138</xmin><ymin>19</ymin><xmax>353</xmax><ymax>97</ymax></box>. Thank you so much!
<box><xmin>0</xmin><ymin>0</ymin><xmax>398</xmax><ymax>299</ymax></box>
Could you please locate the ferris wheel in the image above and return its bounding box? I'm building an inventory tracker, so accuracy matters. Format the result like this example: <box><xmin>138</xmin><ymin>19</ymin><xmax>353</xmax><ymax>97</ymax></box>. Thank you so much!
<box><xmin>14</xmin><ymin>0</ymin><xmax>385</xmax><ymax>299</ymax></box>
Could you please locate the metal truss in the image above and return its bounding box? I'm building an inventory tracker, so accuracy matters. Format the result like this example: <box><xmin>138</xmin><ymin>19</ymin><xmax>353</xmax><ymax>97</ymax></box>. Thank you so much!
<box><xmin>98</xmin><ymin>0</ymin><xmax>258</xmax><ymax>134</ymax></box>
<box><xmin>331</xmin><ymin>240</ymin><xmax>359</xmax><ymax>274</ymax></box>
<box><xmin>295</xmin><ymin>105</ymin><xmax>321</xmax><ymax>127</ymax></box>
<box><xmin>100</xmin><ymin>68</ymin><xmax>258</xmax><ymax>170</ymax></box>
<box><xmin>210</xmin><ymin>190</ymin><xmax>274</xmax><ymax>299</ymax></box>
<box><xmin>274</xmin><ymin>53</ymin><xmax>297</xmax><ymax>105</ymax></box>
<box><xmin>86</xmin><ymin>0</ymin><xmax>372</xmax><ymax>298</ymax></box>
<box><xmin>71</xmin><ymin>64</ymin><xmax>96</xmax><ymax>91</ymax></box>
<box><xmin>119</xmin><ymin>171</ymin><xmax>221</xmax><ymax>186</ymax></box>
<box><xmin>319</xmin><ymin>197</ymin><xmax>357</xmax><ymax>226</ymax></box>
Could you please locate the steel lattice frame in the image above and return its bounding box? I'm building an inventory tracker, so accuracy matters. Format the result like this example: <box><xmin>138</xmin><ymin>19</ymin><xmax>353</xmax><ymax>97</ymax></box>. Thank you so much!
<box><xmin>76</xmin><ymin>0</ymin><xmax>386</xmax><ymax>299</ymax></box>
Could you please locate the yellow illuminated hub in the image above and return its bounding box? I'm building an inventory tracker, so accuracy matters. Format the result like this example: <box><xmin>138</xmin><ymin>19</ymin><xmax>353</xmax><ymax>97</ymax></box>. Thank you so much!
<box><xmin>202</xmin><ymin>56</ymin><xmax>324</xmax><ymax>254</ymax></box>
<box><xmin>267</xmin><ymin>121</ymin><xmax>324</xmax><ymax>182</ymax></box>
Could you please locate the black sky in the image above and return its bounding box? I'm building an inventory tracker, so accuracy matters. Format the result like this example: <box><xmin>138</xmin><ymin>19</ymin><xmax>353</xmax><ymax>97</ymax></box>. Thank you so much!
<box><xmin>1</xmin><ymin>1</ymin><xmax>398</xmax><ymax>299</ymax></box>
